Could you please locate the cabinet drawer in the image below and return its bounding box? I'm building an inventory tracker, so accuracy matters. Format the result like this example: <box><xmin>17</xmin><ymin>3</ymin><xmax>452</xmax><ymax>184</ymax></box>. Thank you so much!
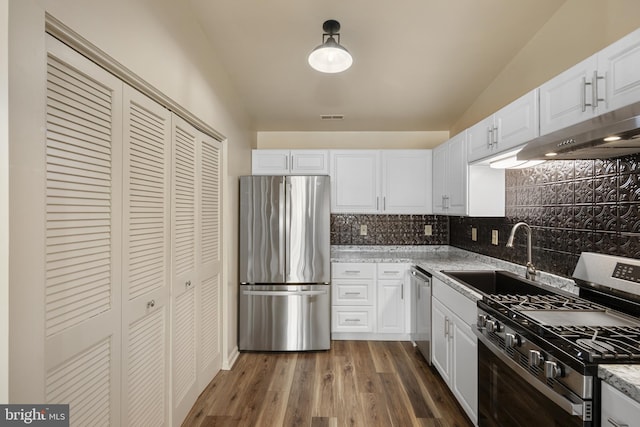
<box><xmin>332</xmin><ymin>307</ymin><xmax>375</xmax><ymax>332</ymax></box>
<box><xmin>332</xmin><ymin>263</ymin><xmax>375</xmax><ymax>279</ymax></box>
<box><xmin>601</xmin><ymin>381</ymin><xmax>640</xmax><ymax>427</ymax></box>
<box><xmin>333</xmin><ymin>282</ymin><xmax>374</xmax><ymax>305</ymax></box>
<box><xmin>433</xmin><ymin>278</ymin><xmax>477</xmax><ymax>326</ymax></box>
<box><xmin>376</xmin><ymin>263</ymin><xmax>407</xmax><ymax>280</ymax></box>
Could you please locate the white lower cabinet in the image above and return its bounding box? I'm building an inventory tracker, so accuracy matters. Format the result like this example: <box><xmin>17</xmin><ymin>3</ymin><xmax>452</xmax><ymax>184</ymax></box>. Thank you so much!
<box><xmin>331</xmin><ymin>262</ymin><xmax>410</xmax><ymax>339</ymax></box>
<box><xmin>600</xmin><ymin>381</ymin><xmax>640</xmax><ymax>427</ymax></box>
<box><xmin>376</xmin><ymin>263</ymin><xmax>408</xmax><ymax>334</ymax></box>
<box><xmin>431</xmin><ymin>278</ymin><xmax>478</xmax><ymax>426</ymax></box>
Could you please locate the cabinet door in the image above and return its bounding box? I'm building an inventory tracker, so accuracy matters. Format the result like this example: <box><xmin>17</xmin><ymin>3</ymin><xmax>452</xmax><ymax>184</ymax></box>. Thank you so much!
<box><xmin>446</xmin><ymin>132</ymin><xmax>468</xmax><ymax>216</ymax></box>
<box><xmin>466</xmin><ymin>116</ymin><xmax>494</xmax><ymax>163</ymax></box>
<box><xmin>330</xmin><ymin>150</ymin><xmax>380</xmax><ymax>213</ymax></box>
<box><xmin>377</xmin><ymin>279</ymin><xmax>405</xmax><ymax>334</ymax></box>
<box><xmin>290</xmin><ymin>150</ymin><xmax>329</xmax><ymax>174</ymax></box>
<box><xmin>381</xmin><ymin>150</ymin><xmax>432</xmax><ymax>214</ymax></box>
<box><xmin>452</xmin><ymin>318</ymin><xmax>478</xmax><ymax>425</ymax></box>
<box><xmin>121</xmin><ymin>86</ymin><xmax>171</xmax><ymax>427</ymax></box>
<box><xmin>598</xmin><ymin>28</ymin><xmax>640</xmax><ymax>112</ymax></box>
<box><xmin>431</xmin><ymin>298</ymin><xmax>451</xmax><ymax>384</ymax></box>
<box><xmin>495</xmin><ymin>89</ymin><xmax>539</xmax><ymax>153</ymax></box>
<box><xmin>251</xmin><ymin>149</ymin><xmax>290</xmax><ymax>175</ymax></box>
<box><xmin>432</xmin><ymin>143</ymin><xmax>447</xmax><ymax>214</ymax></box>
<box><xmin>539</xmin><ymin>55</ymin><xmax>598</xmax><ymax>136</ymax></box>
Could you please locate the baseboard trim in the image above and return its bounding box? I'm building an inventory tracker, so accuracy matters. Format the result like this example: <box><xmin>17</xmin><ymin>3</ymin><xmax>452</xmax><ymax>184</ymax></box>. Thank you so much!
<box><xmin>222</xmin><ymin>346</ymin><xmax>239</xmax><ymax>370</ymax></box>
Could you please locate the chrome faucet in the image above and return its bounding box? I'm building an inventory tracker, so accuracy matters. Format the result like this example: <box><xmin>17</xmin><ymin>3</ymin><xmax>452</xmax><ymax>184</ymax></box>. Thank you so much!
<box><xmin>506</xmin><ymin>222</ymin><xmax>537</xmax><ymax>281</ymax></box>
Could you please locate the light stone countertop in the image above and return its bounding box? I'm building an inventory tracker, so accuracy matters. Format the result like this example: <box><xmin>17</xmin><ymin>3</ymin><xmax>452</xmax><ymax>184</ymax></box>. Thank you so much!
<box><xmin>331</xmin><ymin>245</ymin><xmax>640</xmax><ymax>403</ymax></box>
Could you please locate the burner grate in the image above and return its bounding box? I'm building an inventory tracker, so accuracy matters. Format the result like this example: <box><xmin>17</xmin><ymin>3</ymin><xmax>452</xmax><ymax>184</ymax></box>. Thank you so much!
<box><xmin>548</xmin><ymin>325</ymin><xmax>640</xmax><ymax>360</ymax></box>
<box><xmin>491</xmin><ymin>294</ymin><xmax>601</xmax><ymax>311</ymax></box>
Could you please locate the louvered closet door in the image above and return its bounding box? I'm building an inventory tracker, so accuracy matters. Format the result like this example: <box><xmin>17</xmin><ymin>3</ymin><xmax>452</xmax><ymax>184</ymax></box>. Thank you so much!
<box><xmin>197</xmin><ymin>133</ymin><xmax>222</xmax><ymax>389</ymax></box>
<box><xmin>121</xmin><ymin>85</ymin><xmax>171</xmax><ymax>427</ymax></box>
<box><xmin>171</xmin><ymin>115</ymin><xmax>199</xmax><ymax>426</ymax></box>
<box><xmin>44</xmin><ymin>34</ymin><xmax>123</xmax><ymax>426</ymax></box>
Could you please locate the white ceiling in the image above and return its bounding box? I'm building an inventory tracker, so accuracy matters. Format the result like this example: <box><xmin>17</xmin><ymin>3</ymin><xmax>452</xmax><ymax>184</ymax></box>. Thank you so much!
<box><xmin>189</xmin><ymin>0</ymin><xmax>566</xmax><ymax>132</ymax></box>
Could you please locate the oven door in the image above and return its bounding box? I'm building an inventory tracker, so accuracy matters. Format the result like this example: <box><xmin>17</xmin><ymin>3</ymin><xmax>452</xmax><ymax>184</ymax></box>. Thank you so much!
<box><xmin>478</xmin><ymin>340</ymin><xmax>592</xmax><ymax>427</ymax></box>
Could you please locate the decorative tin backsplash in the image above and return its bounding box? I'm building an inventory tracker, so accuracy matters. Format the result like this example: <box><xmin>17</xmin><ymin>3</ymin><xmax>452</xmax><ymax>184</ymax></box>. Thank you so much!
<box><xmin>331</xmin><ymin>214</ymin><xmax>449</xmax><ymax>246</ymax></box>
<box><xmin>450</xmin><ymin>154</ymin><xmax>640</xmax><ymax>277</ymax></box>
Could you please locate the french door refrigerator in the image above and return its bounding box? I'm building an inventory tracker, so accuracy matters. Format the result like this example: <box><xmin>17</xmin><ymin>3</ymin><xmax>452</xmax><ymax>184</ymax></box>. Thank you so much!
<box><xmin>238</xmin><ymin>175</ymin><xmax>331</xmax><ymax>351</ymax></box>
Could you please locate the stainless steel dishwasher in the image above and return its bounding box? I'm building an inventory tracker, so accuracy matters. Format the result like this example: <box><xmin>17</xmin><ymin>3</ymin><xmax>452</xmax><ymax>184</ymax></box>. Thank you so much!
<box><xmin>410</xmin><ymin>266</ymin><xmax>432</xmax><ymax>364</ymax></box>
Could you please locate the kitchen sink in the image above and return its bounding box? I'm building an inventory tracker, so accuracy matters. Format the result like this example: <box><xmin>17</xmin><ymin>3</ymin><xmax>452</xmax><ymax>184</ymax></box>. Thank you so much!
<box><xmin>442</xmin><ymin>270</ymin><xmax>558</xmax><ymax>296</ymax></box>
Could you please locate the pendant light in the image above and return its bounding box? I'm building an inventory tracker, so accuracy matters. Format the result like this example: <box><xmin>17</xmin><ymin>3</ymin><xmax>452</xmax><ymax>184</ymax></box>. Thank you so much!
<box><xmin>308</xmin><ymin>20</ymin><xmax>353</xmax><ymax>73</ymax></box>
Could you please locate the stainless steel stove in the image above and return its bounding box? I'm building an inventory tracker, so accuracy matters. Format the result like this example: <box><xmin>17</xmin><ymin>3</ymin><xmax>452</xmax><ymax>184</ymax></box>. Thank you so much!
<box><xmin>476</xmin><ymin>253</ymin><xmax>640</xmax><ymax>427</ymax></box>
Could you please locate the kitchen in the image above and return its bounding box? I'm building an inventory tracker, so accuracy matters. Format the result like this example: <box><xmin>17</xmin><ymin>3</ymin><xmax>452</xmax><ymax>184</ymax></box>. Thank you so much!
<box><xmin>3</xmin><ymin>0</ymin><xmax>640</xmax><ymax>426</ymax></box>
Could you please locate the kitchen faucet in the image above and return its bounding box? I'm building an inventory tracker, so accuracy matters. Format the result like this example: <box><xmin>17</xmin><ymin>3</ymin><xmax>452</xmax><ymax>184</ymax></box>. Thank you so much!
<box><xmin>506</xmin><ymin>222</ymin><xmax>537</xmax><ymax>281</ymax></box>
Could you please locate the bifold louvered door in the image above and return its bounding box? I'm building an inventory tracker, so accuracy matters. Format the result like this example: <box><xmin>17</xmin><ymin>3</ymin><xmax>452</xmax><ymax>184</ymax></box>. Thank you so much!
<box><xmin>44</xmin><ymin>34</ymin><xmax>222</xmax><ymax>427</ymax></box>
<box><xmin>197</xmin><ymin>133</ymin><xmax>222</xmax><ymax>390</ymax></box>
<box><xmin>171</xmin><ymin>116</ymin><xmax>223</xmax><ymax>426</ymax></box>
<box><xmin>45</xmin><ymin>34</ymin><xmax>123</xmax><ymax>426</ymax></box>
<box><xmin>171</xmin><ymin>115</ymin><xmax>199</xmax><ymax>426</ymax></box>
<box><xmin>121</xmin><ymin>85</ymin><xmax>171</xmax><ymax>427</ymax></box>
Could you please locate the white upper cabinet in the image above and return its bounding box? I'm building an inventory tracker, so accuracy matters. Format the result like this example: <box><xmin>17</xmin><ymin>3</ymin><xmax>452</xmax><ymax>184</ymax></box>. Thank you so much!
<box><xmin>434</xmin><ymin>131</ymin><xmax>505</xmax><ymax>217</ymax></box>
<box><xmin>330</xmin><ymin>150</ymin><xmax>432</xmax><ymax>214</ymax></box>
<box><xmin>539</xmin><ymin>55</ymin><xmax>599</xmax><ymax>135</ymax></box>
<box><xmin>252</xmin><ymin>149</ymin><xmax>329</xmax><ymax>175</ymax></box>
<box><xmin>381</xmin><ymin>150</ymin><xmax>432</xmax><ymax>214</ymax></box>
<box><xmin>540</xmin><ymin>28</ymin><xmax>640</xmax><ymax>136</ymax></box>
<box><xmin>467</xmin><ymin>89</ymin><xmax>539</xmax><ymax>163</ymax></box>
<box><xmin>598</xmin><ymin>28</ymin><xmax>640</xmax><ymax>112</ymax></box>
<box><xmin>433</xmin><ymin>132</ymin><xmax>467</xmax><ymax>216</ymax></box>
<box><xmin>330</xmin><ymin>150</ymin><xmax>380</xmax><ymax>213</ymax></box>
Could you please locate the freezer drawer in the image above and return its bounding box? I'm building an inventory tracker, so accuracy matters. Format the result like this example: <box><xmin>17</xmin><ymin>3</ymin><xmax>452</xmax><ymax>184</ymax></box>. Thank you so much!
<box><xmin>239</xmin><ymin>284</ymin><xmax>330</xmax><ymax>351</ymax></box>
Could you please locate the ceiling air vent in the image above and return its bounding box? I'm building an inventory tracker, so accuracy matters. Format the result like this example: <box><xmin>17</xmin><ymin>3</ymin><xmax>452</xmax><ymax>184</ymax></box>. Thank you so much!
<box><xmin>320</xmin><ymin>115</ymin><xmax>344</xmax><ymax>120</ymax></box>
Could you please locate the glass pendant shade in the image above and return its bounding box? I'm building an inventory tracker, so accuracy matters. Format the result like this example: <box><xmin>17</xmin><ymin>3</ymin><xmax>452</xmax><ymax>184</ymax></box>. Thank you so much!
<box><xmin>308</xmin><ymin>37</ymin><xmax>353</xmax><ymax>73</ymax></box>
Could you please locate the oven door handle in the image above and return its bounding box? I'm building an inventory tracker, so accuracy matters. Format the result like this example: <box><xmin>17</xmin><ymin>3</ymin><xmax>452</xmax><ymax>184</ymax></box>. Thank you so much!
<box><xmin>474</xmin><ymin>329</ymin><xmax>587</xmax><ymax>420</ymax></box>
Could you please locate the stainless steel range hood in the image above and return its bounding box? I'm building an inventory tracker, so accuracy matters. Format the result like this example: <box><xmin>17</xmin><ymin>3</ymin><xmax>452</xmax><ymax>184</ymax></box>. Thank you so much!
<box><xmin>517</xmin><ymin>100</ymin><xmax>640</xmax><ymax>160</ymax></box>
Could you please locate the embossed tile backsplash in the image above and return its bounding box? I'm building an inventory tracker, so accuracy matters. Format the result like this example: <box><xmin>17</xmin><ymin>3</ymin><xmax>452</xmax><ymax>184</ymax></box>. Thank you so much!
<box><xmin>331</xmin><ymin>214</ymin><xmax>449</xmax><ymax>246</ymax></box>
<box><xmin>450</xmin><ymin>154</ymin><xmax>640</xmax><ymax>277</ymax></box>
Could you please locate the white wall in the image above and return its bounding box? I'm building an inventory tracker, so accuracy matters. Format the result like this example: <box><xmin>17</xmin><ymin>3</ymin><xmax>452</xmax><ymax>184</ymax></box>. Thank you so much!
<box><xmin>0</xmin><ymin>0</ymin><xmax>9</xmax><ymax>404</ymax></box>
<box><xmin>7</xmin><ymin>0</ymin><xmax>252</xmax><ymax>401</ymax></box>
<box><xmin>257</xmin><ymin>131</ymin><xmax>449</xmax><ymax>149</ymax></box>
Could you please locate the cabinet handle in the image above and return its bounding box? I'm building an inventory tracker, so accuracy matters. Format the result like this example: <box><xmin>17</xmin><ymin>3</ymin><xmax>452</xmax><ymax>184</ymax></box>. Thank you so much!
<box><xmin>345</xmin><ymin>318</ymin><xmax>360</xmax><ymax>322</ymax></box>
<box><xmin>147</xmin><ymin>300</ymin><xmax>155</xmax><ymax>309</ymax></box>
<box><xmin>487</xmin><ymin>127</ymin><xmax>493</xmax><ymax>148</ymax></box>
<box><xmin>383</xmin><ymin>196</ymin><xmax>386</xmax><ymax>211</ymax></box>
<box><xmin>285</xmin><ymin>156</ymin><xmax>289</xmax><ymax>170</ymax></box>
<box><xmin>607</xmin><ymin>419</ymin><xmax>628</xmax><ymax>427</ymax></box>
<box><xmin>401</xmin><ymin>284</ymin><xmax>404</xmax><ymax>300</ymax></box>
<box><xmin>344</xmin><ymin>270</ymin><xmax>361</xmax><ymax>274</ymax></box>
<box><xmin>185</xmin><ymin>280</ymin><xmax>192</xmax><ymax>288</ymax></box>
<box><xmin>582</xmin><ymin>76</ymin><xmax>593</xmax><ymax>111</ymax></box>
<box><xmin>383</xmin><ymin>270</ymin><xmax>399</xmax><ymax>274</ymax></box>
<box><xmin>376</xmin><ymin>196</ymin><xmax>380</xmax><ymax>210</ymax></box>
<box><xmin>493</xmin><ymin>125</ymin><xmax>499</xmax><ymax>145</ymax></box>
<box><xmin>444</xmin><ymin>317</ymin><xmax>449</xmax><ymax>337</ymax></box>
<box><xmin>344</xmin><ymin>292</ymin><xmax>361</xmax><ymax>296</ymax></box>
<box><xmin>592</xmin><ymin>71</ymin><xmax>605</xmax><ymax>108</ymax></box>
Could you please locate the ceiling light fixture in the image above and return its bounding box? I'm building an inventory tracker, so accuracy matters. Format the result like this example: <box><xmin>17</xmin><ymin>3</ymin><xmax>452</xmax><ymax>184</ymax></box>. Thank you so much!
<box><xmin>308</xmin><ymin>20</ymin><xmax>353</xmax><ymax>73</ymax></box>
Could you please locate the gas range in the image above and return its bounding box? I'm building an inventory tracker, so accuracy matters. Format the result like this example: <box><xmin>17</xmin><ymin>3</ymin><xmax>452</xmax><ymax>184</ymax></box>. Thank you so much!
<box><xmin>476</xmin><ymin>253</ymin><xmax>640</xmax><ymax>426</ymax></box>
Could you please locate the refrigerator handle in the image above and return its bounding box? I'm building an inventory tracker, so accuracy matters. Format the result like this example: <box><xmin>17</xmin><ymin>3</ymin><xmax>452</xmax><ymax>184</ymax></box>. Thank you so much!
<box><xmin>279</xmin><ymin>178</ymin><xmax>287</xmax><ymax>281</ymax></box>
<box><xmin>284</xmin><ymin>178</ymin><xmax>291</xmax><ymax>281</ymax></box>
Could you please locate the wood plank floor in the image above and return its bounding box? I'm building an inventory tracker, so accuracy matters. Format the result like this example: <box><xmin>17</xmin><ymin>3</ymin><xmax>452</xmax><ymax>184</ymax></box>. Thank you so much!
<box><xmin>182</xmin><ymin>341</ymin><xmax>473</xmax><ymax>427</ymax></box>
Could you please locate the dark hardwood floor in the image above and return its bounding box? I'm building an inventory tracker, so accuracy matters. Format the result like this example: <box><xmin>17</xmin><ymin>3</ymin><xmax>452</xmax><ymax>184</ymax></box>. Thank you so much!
<box><xmin>182</xmin><ymin>341</ymin><xmax>473</xmax><ymax>427</ymax></box>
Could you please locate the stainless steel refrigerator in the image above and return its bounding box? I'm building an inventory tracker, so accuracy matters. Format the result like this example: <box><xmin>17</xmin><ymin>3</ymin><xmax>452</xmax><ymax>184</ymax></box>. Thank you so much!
<box><xmin>238</xmin><ymin>175</ymin><xmax>331</xmax><ymax>351</ymax></box>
